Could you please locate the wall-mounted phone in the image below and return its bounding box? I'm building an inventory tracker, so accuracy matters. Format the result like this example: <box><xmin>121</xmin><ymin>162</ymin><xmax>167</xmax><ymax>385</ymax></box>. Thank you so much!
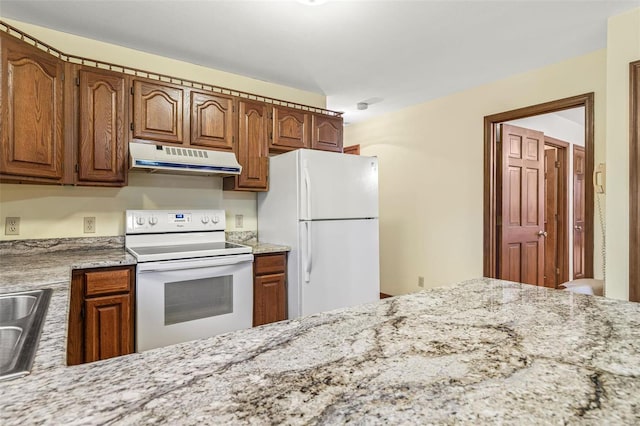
<box><xmin>593</xmin><ymin>163</ymin><xmax>606</xmax><ymax>194</ymax></box>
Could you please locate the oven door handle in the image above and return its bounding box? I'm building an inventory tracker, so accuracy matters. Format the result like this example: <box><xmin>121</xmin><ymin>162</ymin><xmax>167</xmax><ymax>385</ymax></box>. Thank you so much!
<box><xmin>136</xmin><ymin>253</ymin><xmax>254</xmax><ymax>273</ymax></box>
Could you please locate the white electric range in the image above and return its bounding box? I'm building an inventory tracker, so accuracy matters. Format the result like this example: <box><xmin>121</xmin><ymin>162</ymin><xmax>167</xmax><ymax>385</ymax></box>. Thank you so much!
<box><xmin>125</xmin><ymin>209</ymin><xmax>253</xmax><ymax>352</ymax></box>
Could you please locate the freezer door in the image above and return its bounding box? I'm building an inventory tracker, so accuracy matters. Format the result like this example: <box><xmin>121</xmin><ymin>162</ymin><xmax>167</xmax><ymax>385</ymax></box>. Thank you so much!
<box><xmin>298</xmin><ymin>219</ymin><xmax>380</xmax><ymax>317</ymax></box>
<box><xmin>299</xmin><ymin>150</ymin><xmax>378</xmax><ymax>220</ymax></box>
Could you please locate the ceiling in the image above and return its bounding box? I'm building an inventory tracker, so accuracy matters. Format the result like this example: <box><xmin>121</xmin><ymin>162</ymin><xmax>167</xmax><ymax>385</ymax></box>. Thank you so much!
<box><xmin>1</xmin><ymin>0</ymin><xmax>638</xmax><ymax>123</ymax></box>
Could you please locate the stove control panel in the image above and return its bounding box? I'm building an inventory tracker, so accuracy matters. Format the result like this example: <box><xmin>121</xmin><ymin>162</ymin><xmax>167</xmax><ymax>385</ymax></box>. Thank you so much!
<box><xmin>126</xmin><ymin>210</ymin><xmax>225</xmax><ymax>234</ymax></box>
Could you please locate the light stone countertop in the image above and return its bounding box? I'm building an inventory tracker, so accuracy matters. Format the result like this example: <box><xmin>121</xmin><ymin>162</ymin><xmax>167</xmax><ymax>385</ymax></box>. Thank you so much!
<box><xmin>1</xmin><ymin>245</ymin><xmax>640</xmax><ymax>426</ymax></box>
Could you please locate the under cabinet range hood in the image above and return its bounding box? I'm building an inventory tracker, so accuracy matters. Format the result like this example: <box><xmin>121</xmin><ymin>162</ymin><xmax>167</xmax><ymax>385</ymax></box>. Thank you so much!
<box><xmin>129</xmin><ymin>141</ymin><xmax>241</xmax><ymax>176</ymax></box>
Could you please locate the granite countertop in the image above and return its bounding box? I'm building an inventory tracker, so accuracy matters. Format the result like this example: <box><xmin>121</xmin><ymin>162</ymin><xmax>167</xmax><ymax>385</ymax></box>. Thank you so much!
<box><xmin>226</xmin><ymin>231</ymin><xmax>291</xmax><ymax>254</ymax></box>
<box><xmin>1</xmin><ymin>268</ymin><xmax>640</xmax><ymax>424</ymax></box>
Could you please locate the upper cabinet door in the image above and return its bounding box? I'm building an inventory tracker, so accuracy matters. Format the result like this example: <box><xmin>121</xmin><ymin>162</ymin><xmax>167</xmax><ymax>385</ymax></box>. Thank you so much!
<box><xmin>311</xmin><ymin>114</ymin><xmax>343</xmax><ymax>153</ymax></box>
<box><xmin>234</xmin><ymin>99</ymin><xmax>269</xmax><ymax>190</ymax></box>
<box><xmin>78</xmin><ymin>68</ymin><xmax>127</xmax><ymax>184</ymax></box>
<box><xmin>190</xmin><ymin>91</ymin><xmax>234</xmax><ymax>150</ymax></box>
<box><xmin>270</xmin><ymin>106</ymin><xmax>310</xmax><ymax>152</ymax></box>
<box><xmin>0</xmin><ymin>34</ymin><xmax>64</xmax><ymax>180</ymax></box>
<box><xmin>132</xmin><ymin>79</ymin><xmax>187</xmax><ymax>145</ymax></box>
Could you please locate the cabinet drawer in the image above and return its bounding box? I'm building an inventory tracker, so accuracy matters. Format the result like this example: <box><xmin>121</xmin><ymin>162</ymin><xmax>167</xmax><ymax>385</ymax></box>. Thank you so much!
<box><xmin>85</xmin><ymin>268</ymin><xmax>131</xmax><ymax>297</ymax></box>
<box><xmin>254</xmin><ymin>253</ymin><xmax>286</xmax><ymax>275</ymax></box>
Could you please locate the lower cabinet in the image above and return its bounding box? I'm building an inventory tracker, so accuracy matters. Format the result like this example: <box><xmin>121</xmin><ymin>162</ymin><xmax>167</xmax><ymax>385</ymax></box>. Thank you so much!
<box><xmin>253</xmin><ymin>253</ymin><xmax>287</xmax><ymax>327</ymax></box>
<box><xmin>67</xmin><ymin>265</ymin><xmax>135</xmax><ymax>365</ymax></box>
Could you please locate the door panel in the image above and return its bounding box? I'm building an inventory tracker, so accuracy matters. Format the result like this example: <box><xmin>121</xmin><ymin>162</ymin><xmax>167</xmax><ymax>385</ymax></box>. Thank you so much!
<box><xmin>190</xmin><ymin>91</ymin><xmax>234</xmax><ymax>150</ymax></box>
<box><xmin>84</xmin><ymin>294</ymin><xmax>132</xmax><ymax>363</ymax></box>
<box><xmin>270</xmin><ymin>106</ymin><xmax>310</xmax><ymax>151</ymax></box>
<box><xmin>544</xmin><ymin>147</ymin><xmax>559</xmax><ymax>288</ymax></box>
<box><xmin>573</xmin><ymin>145</ymin><xmax>586</xmax><ymax>279</ymax></box>
<box><xmin>299</xmin><ymin>219</ymin><xmax>379</xmax><ymax>317</ymax></box>
<box><xmin>499</xmin><ymin>124</ymin><xmax>545</xmax><ymax>286</ymax></box>
<box><xmin>235</xmin><ymin>99</ymin><xmax>269</xmax><ymax>190</ymax></box>
<box><xmin>78</xmin><ymin>69</ymin><xmax>127</xmax><ymax>183</ymax></box>
<box><xmin>0</xmin><ymin>34</ymin><xmax>64</xmax><ymax>180</ymax></box>
<box><xmin>311</xmin><ymin>114</ymin><xmax>343</xmax><ymax>152</ymax></box>
<box><xmin>299</xmin><ymin>149</ymin><xmax>379</xmax><ymax>220</ymax></box>
<box><xmin>133</xmin><ymin>80</ymin><xmax>186</xmax><ymax>144</ymax></box>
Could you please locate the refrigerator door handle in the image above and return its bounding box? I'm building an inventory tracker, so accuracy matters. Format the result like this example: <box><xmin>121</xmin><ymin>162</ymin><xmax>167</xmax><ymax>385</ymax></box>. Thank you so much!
<box><xmin>305</xmin><ymin>221</ymin><xmax>312</xmax><ymax>282</ymax></box>
<box><xmin>303</xmin><ymin>163</ymin><xmax>311</xmax><ymax>220</ymax></box>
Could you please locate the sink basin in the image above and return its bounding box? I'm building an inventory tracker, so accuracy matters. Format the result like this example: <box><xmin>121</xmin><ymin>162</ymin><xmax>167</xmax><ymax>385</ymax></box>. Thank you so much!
<box><xmin>0</xmin><ymin>289</ymin><xmax>51</xmax><ymax>381</ymax></box>
<box><xmin>0</xmin><ymin>295</ymin><xmax>37</xmax><ymax>322</ymax></box>
<box><xmin>0</xmin><ymin>327</ymin><xmax>23</xmax><ymax>370</ymax></box>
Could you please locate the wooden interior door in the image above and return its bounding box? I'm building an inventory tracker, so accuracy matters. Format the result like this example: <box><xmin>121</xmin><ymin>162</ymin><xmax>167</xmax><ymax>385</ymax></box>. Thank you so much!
<box><xmin>499</xmin><ymin>124</ymin><xmax>545</xmax><ymax>285</ymax></box>
<box><xmin>544</xmin><ymin>147</ymin><xmax>559</xmax><ymax>288</ymax></box>
<box><xmin>573</xmin><ymin>145</ymin><xmax>586</xmax><ymax>279</ymax></box>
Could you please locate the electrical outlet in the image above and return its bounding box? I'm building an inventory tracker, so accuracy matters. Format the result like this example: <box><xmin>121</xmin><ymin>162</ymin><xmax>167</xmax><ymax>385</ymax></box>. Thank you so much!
<box><xmin>84</xmin><ymin>217</ymin><xmax>96</xmax><ymax>233</ymax></box>
<box><xmin>418</xmin><ymin>276</ymin><xmax>424</xmax><ymax>288</ymax></box>
<box><xmin>5</xmin><ymin>217</ymin><xmax>20</xmax><ymax>235</ymax></box>
<box><xmin>235</xmin><ymin>214</ymin><xmax>244</xmax><ymax>228</ymax></box>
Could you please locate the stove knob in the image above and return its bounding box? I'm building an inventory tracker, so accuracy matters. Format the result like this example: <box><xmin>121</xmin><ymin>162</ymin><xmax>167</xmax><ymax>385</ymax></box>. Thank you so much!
<box><xmin>212</xmin><ymin>216</ymin><xmax>219</xmax><ymax>224</ymax></box>
<box><xmin>201</xmin><ymin>216</ymin><xmax>210</xmax><ymax>224</ymax></box>
<box><xmin>136</xmin><ymin>216</ymin><xmax>146</xmax><ymax>226</ymax></box>
<box><xmin>149</xmin><ymin>216</ymin><xmax>158</xmax><ymax>226</ymax></box>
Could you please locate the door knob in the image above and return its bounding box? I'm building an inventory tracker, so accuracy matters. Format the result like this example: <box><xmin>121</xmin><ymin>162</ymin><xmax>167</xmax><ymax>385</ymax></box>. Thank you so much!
<box><xmin>574</xmin><ymin>225</ymin><xmax>582</xmax><ymax>231</ymax></box>
<box><xmin>537</xmin><ymin>230</ymin><xmax>548</xmax><ymax>237</ymax></box>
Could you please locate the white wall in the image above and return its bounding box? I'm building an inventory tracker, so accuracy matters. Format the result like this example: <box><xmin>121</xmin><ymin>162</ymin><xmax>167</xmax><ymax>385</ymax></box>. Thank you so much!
<box><xmin>605</xmin><ymin>8</ymin><xmax>640</xmax><ymax>300</ymax></box>
<box><xmin>344</xmin><ymin>49</ymin><xmax>607</xmax><ymax>296</ymax></box>
<box><xmin>0</xmin><ymin>18</ymin><xmax>325</xmax><ymax>240</ymax></box>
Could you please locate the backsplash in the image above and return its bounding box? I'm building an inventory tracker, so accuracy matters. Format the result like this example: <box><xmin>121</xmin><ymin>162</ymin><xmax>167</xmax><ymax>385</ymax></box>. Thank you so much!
<box><xmin>0</xmin><ymin>173</ymin><xmax>257</xmax><ymax>241</ymax></box>
<box><xmin>0</xmin><ymin>236</ymin><xmax>124</xmax><ymax>257</ymax></box>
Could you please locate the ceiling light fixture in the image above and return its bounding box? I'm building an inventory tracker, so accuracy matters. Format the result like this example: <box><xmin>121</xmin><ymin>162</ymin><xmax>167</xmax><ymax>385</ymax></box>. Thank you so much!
<box><xmin>297</xmin><ymin>0</ymin><xmax>328</xmax><ymax>6</ymax></box>
<box><xmin>357</xmin><ymin>102</ymin><xmax>368</xmax><ymax>110</ymax></box>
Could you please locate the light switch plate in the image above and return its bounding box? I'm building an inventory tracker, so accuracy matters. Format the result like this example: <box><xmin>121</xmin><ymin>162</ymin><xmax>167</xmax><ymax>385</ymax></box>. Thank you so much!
<box><xmin>235</xmin><ymin>214</ymin><xmax>244</xmax><ymax>228</ymax></box>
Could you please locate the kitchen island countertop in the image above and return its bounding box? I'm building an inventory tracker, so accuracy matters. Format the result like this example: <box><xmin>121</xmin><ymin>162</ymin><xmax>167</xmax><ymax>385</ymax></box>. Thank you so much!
<box><xmin>1</xmin><ymin>250</ymin><xmax>640</xmax><ymax>425</ymax></box>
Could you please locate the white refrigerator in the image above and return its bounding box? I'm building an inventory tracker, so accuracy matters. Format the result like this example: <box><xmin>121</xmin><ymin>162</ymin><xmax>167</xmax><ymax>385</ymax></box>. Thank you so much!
<box><xmin>257</xmin><ymin>149</ymin><xmax>380</xmax><ymax>319</ymax></box>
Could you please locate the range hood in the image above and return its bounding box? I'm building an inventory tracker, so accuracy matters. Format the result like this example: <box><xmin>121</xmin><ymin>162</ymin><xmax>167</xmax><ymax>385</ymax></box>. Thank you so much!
<box><xmin>129</xmin><ymin>141</ymin><xmax>241</xmax><ymax>176</ymax></box>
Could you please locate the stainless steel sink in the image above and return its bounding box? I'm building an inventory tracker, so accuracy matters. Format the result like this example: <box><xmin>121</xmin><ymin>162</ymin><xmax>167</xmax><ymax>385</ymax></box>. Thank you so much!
<box><xmin>0</xmin><ymin>294</ymin><xmax>37</xmax><ymax>322</ymax></box>
<box><xmin>0</xmin><ymin>289</ymin><xmax>51</xmax><ymax>381</ymax></box>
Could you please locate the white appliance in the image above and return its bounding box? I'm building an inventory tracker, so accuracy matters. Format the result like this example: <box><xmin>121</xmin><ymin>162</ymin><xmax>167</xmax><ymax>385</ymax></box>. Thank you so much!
<box><xmin>125</xmin><ymin>209</ymin><xmax>253</xmax><ymax>352</ymax></box>
<box><xmin>129</xmin><ymin>140</ymin><xmax>242</xmax><ymax>176</ymax></box>
<box><xmin>258</xmin><ymin>149</ymin><xmax>380</xmax><ymax>319</ymax></box>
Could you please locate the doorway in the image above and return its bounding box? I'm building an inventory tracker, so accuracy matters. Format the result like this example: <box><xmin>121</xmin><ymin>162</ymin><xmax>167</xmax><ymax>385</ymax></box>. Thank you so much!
<box><xmin>483</xmin><ymin>93</ymin><xmax>595</xmax><ymax>285</ymax></box>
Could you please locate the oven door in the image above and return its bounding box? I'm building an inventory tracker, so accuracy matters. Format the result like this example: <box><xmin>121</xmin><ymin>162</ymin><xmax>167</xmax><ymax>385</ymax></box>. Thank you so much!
<box><xmin>136</xmin><ymin>253</ymin><xmax>253</xmax><ymax>352</ymax></box>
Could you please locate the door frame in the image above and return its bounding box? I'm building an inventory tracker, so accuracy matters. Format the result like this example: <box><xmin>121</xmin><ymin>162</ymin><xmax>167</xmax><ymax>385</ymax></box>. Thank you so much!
<box><xmin>630</xmin><ymin>61</ymin><xmax>640</xmax><ymax>302</ymax></box>
<box><xmin>544</xmin><ymin>136</ymin><xmax>570</xmax><ymax>285</ymax></box>
<box><xmin>483</xmin><ymin>93</ymin><xmax>595</xmax><ymax>279</ymax></box>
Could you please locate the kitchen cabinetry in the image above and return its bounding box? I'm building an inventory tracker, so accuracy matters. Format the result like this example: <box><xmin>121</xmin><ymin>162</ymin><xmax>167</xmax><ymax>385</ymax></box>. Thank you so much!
<box><xmin>76</xmin><ymin>68</ymin><xmax>128</xmax><ymax>185</ymax></box>
<box><xmin>311</xmin><ymin>114</ymin><xmax>343</xmax><ymax>153</ymax></box>
<box><xmin>0</xmin><ymin>33</ymin><xmax>65</xmax><ymax>183</ymax></box>
<box><xmin>190</xmin><ymin>91</ymin><xmax>235</xmax><ymax>150</ymax></box>
<box><xmin>132</xmin><ymin>79</ymin><xmax>188</xmax><ymax>145</ymax></box>
<box><xmin>68</xmin><ymin>265</ymin><xmax>135</xmax><ymax>365</ymax></box>
<box><xmin>224</xmin><ymin>99</ymin><xmax>269</xmax><ymax>191</ymax></box>
<box><xmin>269</xmin><ymin>106</ymin><xmax>310</xmax><ymax>152</ymax></box>
<box><xmin>253</xmin><ymin>253</ymin><xmax>287</xmax><ymax>326</ymax></box>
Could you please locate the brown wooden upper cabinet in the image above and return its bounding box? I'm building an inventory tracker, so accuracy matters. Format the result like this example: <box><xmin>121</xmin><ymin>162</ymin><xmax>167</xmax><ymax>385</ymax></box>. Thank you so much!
<box><xmin>190</xmin><ymin>91</ymin><xmax>235</xmax><ymax>151</ymax></box>
<box><xmin>0</xmin><ymin>33</ymin><xmax>65</xmax><ymax>183</ymax></box>
<box><xmin>132</xmin><ymin>79</ymin><xmax>188</xmax><ymax>145</ymax></box>
<box><xmin>76</xmin><ymin>68</ymin><xmax>127</xmax><ymax>185</ymax></box>
<box><xmin>269</xmin><ymin>106</ymin><xmax>310</xmax><ymax>152</ymax></box>
<box><xmin>311</xmin><ymin>114</ymin><xmax>343</xmax><ymax>153</ymax></box>
<box><xmin>224</xmin><ymin>99</ymin><xmax>269</xmax><ymax>191</ymax></box>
